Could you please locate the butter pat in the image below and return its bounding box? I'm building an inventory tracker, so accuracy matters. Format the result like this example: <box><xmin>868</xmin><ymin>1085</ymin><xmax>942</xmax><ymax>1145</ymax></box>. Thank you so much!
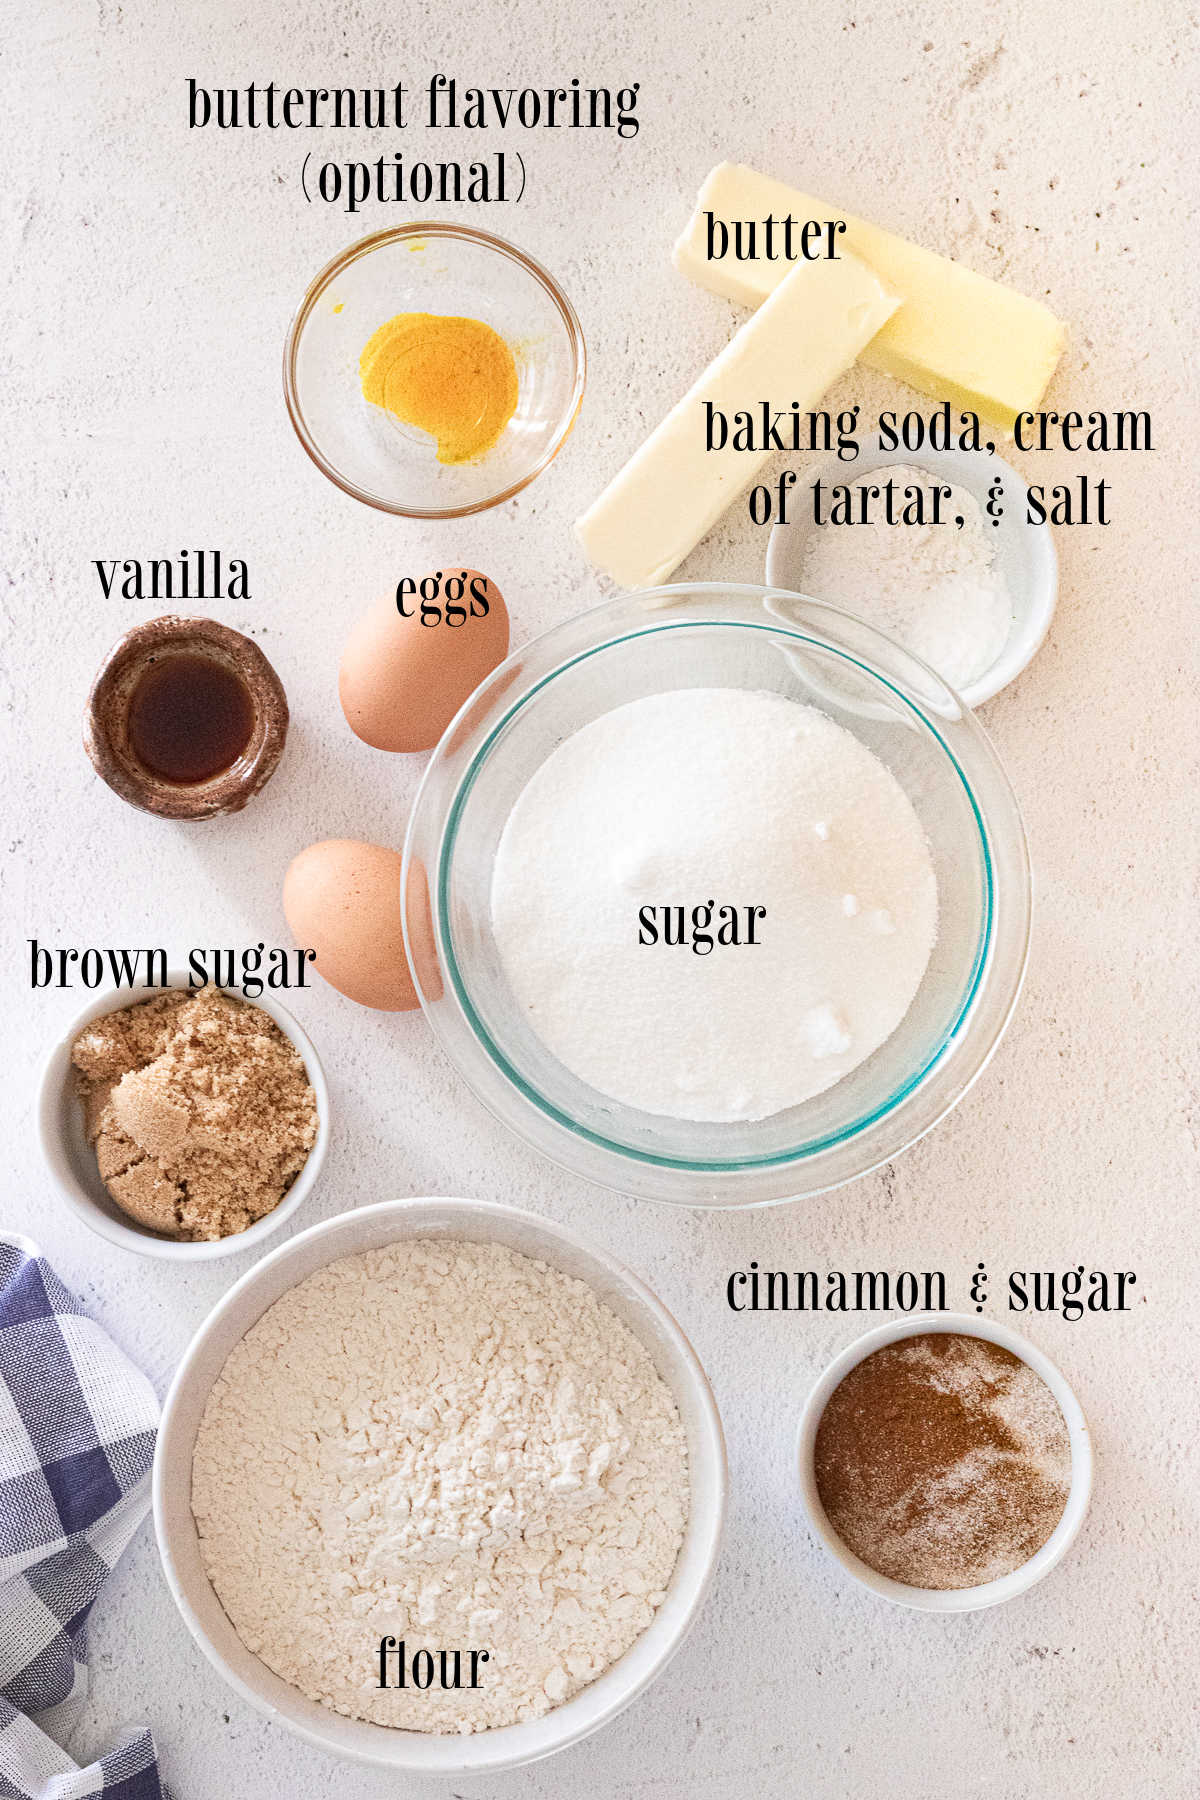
<box><xmin>575</xmin><ymin>251</ymin><xmax>898</xmax><ymax>589</ymax></box>
<box><xmin>674</xmin><ymin>163</ymin><xmax>1066</xmax><ymax>430</ymax></box>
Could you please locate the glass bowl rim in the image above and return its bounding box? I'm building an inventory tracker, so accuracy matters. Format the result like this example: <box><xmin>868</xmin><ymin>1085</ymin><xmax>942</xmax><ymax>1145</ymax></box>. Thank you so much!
<box><xmin>403</xmin><ymin>585</ymin><xmax>1032</xmax><ymax>1202</ymax></box>
<box><xmin>282</xmin><ymin>221</ymin><xmax>587</xmax><ymax>519</ymax></box>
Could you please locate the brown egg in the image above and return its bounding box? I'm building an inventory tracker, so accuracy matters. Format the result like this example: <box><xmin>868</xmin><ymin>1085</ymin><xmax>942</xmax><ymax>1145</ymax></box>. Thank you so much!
<box><xmin>339</xmin><ymin>569</ymin><xmax>509</xmax><ymax>753</ymax></box>
<box><xmin>282</xmin><ymin>838</ymin><xmax>419</xmax><ymax>1011</ymax></box>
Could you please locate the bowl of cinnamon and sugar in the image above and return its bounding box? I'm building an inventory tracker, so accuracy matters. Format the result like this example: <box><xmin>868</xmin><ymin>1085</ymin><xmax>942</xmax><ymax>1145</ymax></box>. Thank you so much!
<box><xmin>796</xmin><ymin>1312</ymin><xmax>1092</xmax><ymax>1612</ymax></box>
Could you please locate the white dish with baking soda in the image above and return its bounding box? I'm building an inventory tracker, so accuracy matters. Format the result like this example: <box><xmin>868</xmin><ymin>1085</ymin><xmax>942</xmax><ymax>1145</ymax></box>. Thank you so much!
<box><xmin>766</xmin><ymin>444</ymin><xmax>1058</xmax><ymax>710</ymax></box>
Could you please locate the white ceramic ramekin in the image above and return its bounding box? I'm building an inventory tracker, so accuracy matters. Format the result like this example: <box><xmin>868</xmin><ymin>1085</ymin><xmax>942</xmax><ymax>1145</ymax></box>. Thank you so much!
<box><xmin>36</xmin><ymin>972</ymin><xmax>330</xmax><ymax>1261</ymax></box>
<box><xmin>153</xmin><ymin>1197</ymin><xmax>728</xmax><ymax>1774</ymax></box>
<box><xmin>765</xmin><ymin>444</ymin><xmax>1058</xmax><ymax>709</ymax></box>
<box><xmin>796</xmin><ymin>1311</ymin><xmax>1092</xmax><ymax>1612</ymax></box>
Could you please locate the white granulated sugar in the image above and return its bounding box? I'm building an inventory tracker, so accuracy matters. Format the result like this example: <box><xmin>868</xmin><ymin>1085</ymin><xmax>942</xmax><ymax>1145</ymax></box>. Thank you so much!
<box><xmin>795</xmin><ymin>463</ymin><xmax>1012</xmax><ymax>690</ymax></box>
<box><xmin>191</xmin><ymin>1239</ymin><xmax>688</xmax><ymax>1734</ymax></box>
<box><xmin>490</xmin><ymin>687</ymin><xmax>938</xmax><ymax>1123</ymax></box>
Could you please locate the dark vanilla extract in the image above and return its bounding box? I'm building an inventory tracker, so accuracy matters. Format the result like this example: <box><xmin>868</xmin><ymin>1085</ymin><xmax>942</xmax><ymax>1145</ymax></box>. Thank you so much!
<box><xmin>127</xmin><ymin>654</ymin><xmax>255</xmax><ymax>784</ymax></box>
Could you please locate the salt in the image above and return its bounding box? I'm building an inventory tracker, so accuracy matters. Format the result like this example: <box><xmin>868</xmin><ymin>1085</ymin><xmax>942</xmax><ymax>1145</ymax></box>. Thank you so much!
<box><xmin>794</xmin><ymin>462</ymin><xmax>1012</xmax><ymax>691</ymax></box>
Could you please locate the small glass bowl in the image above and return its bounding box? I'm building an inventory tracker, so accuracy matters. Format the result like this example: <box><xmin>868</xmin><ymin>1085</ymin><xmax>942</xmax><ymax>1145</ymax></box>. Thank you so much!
<box><xmin>403</xmin><ymin>585</ymin><xmax>1032</xmax><ymax>1206</ymax></box>
<box><xmin>283</xmin><ymin>223</ymin><xmax>586</xmax><ymax>517</ymax></box>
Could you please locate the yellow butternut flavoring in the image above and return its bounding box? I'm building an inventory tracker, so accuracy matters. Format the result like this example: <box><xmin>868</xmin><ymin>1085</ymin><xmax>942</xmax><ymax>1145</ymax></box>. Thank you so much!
<box><xmin>359</xmin><ymin>312</ymin><xmax>518</xmax><ymax>463</ymax></box>
<box><xmin>673</xmin><ymin>163</ymin><xmax>1066</xmax><ymax>432</ymax></box>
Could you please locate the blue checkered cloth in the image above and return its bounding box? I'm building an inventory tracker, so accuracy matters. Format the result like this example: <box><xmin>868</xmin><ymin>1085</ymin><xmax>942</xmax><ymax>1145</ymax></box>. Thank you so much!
<box><xmin>0</xmin><ymin>1236</ymin><xmax>170</xmax><ymax>1799</ymax></box>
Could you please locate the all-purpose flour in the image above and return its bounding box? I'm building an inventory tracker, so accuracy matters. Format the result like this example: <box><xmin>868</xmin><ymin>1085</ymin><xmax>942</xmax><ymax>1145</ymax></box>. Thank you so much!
<box><xmin>191</xmin><ymin>1239</ymin><xmax>688</xmax><ymax>1734</ymax></box>
<box><xmin>490</xmin><ymin>687</ymin><xmax>938</xmax><ymax>1122</ymax></box>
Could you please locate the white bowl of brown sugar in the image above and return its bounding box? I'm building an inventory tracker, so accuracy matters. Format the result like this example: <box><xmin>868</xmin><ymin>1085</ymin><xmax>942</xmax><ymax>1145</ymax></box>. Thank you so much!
<box><xmin>37</xmin><ymin>973</ymin><xmax>329</xmax><ymax>1261</ymax></box>
<box><xmin>796</xmin><ymin>1313</ymin><xmax>1092</xmax><ymax>1612</ymax></box>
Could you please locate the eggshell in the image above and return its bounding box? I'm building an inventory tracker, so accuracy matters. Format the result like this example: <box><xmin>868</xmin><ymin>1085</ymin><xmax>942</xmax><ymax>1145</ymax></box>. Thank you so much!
<box><xmin>339</xmin><ymin>569</ymin><xmax>509</xmax><ymax>753</ymax></box>
<box><xmin>283</xmin><ymin>838</ymin><xmax>419</xmax><ymax>1011</ymax></box>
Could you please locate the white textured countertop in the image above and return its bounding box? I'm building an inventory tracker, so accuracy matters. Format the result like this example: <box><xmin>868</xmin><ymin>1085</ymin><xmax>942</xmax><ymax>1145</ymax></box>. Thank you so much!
<box><xmin>5</xmin><ymin>1</ymin><xmax>1198</xmax><ymax>1794</ymax></box>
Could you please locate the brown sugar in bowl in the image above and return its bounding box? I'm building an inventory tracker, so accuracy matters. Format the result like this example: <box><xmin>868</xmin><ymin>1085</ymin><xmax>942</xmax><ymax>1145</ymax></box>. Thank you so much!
<box><xmin>84</xmin><ymin>616</ymin><xmax>289</xmax><ymax>820</ymax></box>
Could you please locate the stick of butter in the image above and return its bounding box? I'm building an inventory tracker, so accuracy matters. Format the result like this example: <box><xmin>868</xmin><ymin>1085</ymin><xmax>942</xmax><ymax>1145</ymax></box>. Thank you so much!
<box><xmin>673</xmin><ymin>163</ymin><xmax>1066</xmax><ymax>431</ymax></box>
<box><xmin>575</xmin><ymin>251</ymin><xmax>898</xmax><ymax>589</ymax></box>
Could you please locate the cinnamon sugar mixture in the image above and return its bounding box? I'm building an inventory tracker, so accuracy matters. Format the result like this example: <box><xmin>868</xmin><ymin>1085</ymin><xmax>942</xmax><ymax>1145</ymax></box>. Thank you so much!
<box><xmin>814</xmin><ymin>1333</ymin><xmax>1072</xmax><ymax>1590</ymax></box>
<box><xmin>71</xmin><ymin>989</ymin><xmax>317</xmax><ymax>1241</ymax></box>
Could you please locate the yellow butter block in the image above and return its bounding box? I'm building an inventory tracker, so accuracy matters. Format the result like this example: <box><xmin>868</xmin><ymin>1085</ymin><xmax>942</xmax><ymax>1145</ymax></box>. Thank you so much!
<box><xmin>673</xmin><ymin>163</ymin><xmax>1066</xmax><ymax>431</ymax></box>
<box><xmin>576</xmin><ymin>250</ymin><xmax>899</xmax><ymax>589</ymax></box>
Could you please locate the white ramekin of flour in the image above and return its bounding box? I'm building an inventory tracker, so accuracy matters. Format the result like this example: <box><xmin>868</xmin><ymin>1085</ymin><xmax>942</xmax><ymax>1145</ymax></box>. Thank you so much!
<box><xmin>154</xmin><ymin>1197</ymin><xmax>727</xmax><ymax>1774</ymax></box>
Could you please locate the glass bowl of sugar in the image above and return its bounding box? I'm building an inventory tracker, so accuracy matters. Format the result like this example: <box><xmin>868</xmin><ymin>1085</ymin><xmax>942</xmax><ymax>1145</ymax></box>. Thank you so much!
<box><xmin>403</xmin><ymin>584</ymin><xmax>1031</xmax><ymax>1205</ymax></box>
